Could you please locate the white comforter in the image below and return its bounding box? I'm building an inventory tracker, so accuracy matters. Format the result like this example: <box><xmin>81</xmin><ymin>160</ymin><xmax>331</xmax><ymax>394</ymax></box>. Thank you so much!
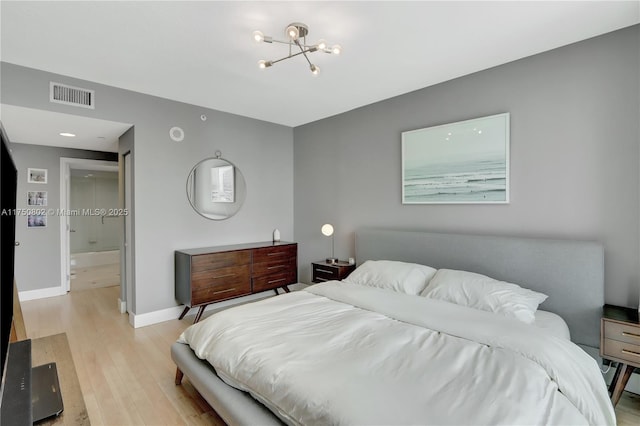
<box><xmin>178</xmin><ymin>282</ymin><xmax>615</xmax><ymax>426</ymax></box>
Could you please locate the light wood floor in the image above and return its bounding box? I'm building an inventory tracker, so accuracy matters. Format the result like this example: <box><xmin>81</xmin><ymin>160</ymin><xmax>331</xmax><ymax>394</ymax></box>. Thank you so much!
<box><xmin>70</xmin><ymin>263</ymin><xmax>120</xmax><ymax>292</ymax></box>
<box><xmin>21</xmin><ymin>286</ymin><xmax>224</xmax><ymax>425</ymax></box>
<box><xmin>20</xmin><ymin>286</ymin><xmax>640</xmax><ymax>425</ymax></box>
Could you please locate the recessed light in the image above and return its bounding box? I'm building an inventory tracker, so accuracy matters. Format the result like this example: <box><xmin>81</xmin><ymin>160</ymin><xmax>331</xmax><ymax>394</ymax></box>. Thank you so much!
<box><xmin>59</xmin><ymin>132</ymin><xmax>76</xmax><ymax>137</ymax></box>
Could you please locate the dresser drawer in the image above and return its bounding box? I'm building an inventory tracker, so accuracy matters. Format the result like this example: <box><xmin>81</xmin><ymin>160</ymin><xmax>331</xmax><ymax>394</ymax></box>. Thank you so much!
<box><xmin>192</xmin><ymin>282</ymin><xmax>251</xmax><ymax>306</ymax></box>
<box><xmin>192</xmin><ymin>266</ymin><xmax>250</xmax><ymax>304</ymax></box>
<box><xmin>602</xmin><ymin>338</ymin><xmax>640</xmax><ymax>366</ymax></box>
<box><xmin>253</xmin><ymin>245</ymin><xmax>297</xmax><ymax>264</ymax></box>
<box><xmin>603</xmin><ymin>320</ymin><xmax>640</xmax><ymax>345</ymax></box>
<box><xmin>191</xmin><ymin>251</ymin><xmax>250</xmax><ymax>273</ymax></box>
<box><xmin>191</xmin><ymin>265</ymin><xmax>250</xmax><ymax>290</ymax></box>
<box><xmin>253</xmin><ymin>257</ymin><xmax>296</xmax><ymax>277</ymax></box>
<box><xmin>252</xmin><ymin>271</ymin><xmax>297</xmax><ymax>293</ymax></box>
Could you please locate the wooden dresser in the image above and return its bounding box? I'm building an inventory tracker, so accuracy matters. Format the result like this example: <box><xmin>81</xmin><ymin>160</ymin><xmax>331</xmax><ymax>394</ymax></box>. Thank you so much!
<box><xmin>175</xmin><ymin>241</ymin><xmax>297</xmax><ymax>322</ymax></box>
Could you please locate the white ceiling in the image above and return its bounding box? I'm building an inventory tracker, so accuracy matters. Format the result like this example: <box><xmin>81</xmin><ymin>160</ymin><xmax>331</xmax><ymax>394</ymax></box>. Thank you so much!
<box><xmin>0</xmin><ymin>1</ymin><xmax>638</xmax><ymax>146</ymax></box>
<box><xmin>1</xmin><ymin>105</ymin><xmax>131</xmax><ymax>152</ymax></box>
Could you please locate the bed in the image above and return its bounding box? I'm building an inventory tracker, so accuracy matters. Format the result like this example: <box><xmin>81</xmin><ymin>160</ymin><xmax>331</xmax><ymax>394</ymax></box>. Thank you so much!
<box><xmin>171</xmin><ymin>228</ymin><xmax>614</xmax><ymax>425</ymax></box>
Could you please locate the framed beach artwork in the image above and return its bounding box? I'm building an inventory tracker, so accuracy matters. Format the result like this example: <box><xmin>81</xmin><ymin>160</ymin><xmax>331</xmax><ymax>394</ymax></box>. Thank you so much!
<box><xmin>27</xmin><ymin>167</ymin><xmax>48</xmax><ymax>184</ymax></box>
<box><xmin>402</xmin><ymin>113</ymin><xmax>510</xmax><ymax>204</ymax></box>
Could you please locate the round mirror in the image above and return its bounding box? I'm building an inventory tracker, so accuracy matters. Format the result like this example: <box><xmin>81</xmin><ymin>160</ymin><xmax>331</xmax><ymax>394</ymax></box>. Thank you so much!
<box><xmin>186</xmin><ymin>155</ymin><xmax>246</xmax><ymax>220</ymax></box>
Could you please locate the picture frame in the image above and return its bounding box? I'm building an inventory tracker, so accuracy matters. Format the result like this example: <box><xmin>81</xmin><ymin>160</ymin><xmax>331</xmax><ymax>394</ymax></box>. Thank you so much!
<box><xmin>27</xmin><ymin>191</ymin><xmax>47</xmax><ymax>206</ymax></box>
<box><xmin>401</xmin><ymin>113</ymin><xmax>510</xmax><ymax>204</ymax></box>
<box><xmin>27</xmin><ymin>214</ymin><xmax>47</xmax><ymax>228</ymax></box>
<box><xmin>27</xmin><ymin>168</ymin><xmax>48</xmax><ymax>184</ymax></box>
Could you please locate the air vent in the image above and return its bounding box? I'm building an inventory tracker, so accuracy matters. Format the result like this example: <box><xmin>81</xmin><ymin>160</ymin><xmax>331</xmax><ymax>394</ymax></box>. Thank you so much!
<box><xmin>50</xmin><ymin>82</ymin><xmax>95</xmax><ymax>109</ymax></box>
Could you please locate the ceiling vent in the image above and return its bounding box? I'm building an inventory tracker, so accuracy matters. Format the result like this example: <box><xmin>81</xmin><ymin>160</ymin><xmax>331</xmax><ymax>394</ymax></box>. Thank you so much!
<box><xmin>50</xmin><ymin>82</ymin><xmax>95</xmax><ymax>109</ymax></box>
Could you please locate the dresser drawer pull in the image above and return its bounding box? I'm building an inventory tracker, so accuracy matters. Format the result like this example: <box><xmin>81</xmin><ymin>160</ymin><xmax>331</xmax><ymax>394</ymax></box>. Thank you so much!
<box><xmin>316</xmin><ymin>268</ymin><xmax>333</xmax><ymax>274</ymax></box>
<box><xmin>267</xmin><ymin>252</ymin><xmax>286</xmax><ymax>256</ymax></box>
<box><xmin>621</xmin><ymin>331</ymin><xmax>640</xmax><ymax>339</ymax></box>
<box><xmin>315</xmin><ymin>277</ymin><xmax>328</xmax><ymax>282</ymax></box>
<box><xmin>212</xmin><ymin>273</ymin><xmax>235</xmax><ymax>279</ymax></box>
<box><xmin>268</xmin><ymin>278</ymin><xmax>286</xmax><ymax>284</ymax></box>
<box><xmin>267</xmin><ymin>265</ymin><xmax>286</xmax><ymax>270</ymax></box>
<box><xmin>212</xmin><ymin>288</ymin><xmax>236</xmax><ymax>295</ymax></box>
<box><xmin>621</xmin><ymin>348</ymin><xmax>640</xmax><ymax>357</ymax></box>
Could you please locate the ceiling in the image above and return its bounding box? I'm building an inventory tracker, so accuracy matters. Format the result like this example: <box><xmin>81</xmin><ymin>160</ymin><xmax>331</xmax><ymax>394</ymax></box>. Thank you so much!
<box><xmin>0</xmin><ymin>1</ymin><xmax>638</xmax><ymax>147</ymax></box>
<box><xmin>1</xmin><ymin>105</ymin><xmax>131</xmax><ymax>153</ymax></box>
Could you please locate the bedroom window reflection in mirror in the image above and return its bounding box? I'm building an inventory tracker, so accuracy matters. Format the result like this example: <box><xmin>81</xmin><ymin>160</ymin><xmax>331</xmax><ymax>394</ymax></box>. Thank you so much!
<box><xmin>211</xmin><ymin>165</ymin><xmax>235</xmax><ymax>203</ymax></box>
<box><xmin>187</xmin><ymin>153</ymin><xmax>246</xmax><ymax>220</ymax></box>
<box><xmin>402</xmin><ymin>113</ymin><xmax>510</xmax><ymax>204</ymax></box>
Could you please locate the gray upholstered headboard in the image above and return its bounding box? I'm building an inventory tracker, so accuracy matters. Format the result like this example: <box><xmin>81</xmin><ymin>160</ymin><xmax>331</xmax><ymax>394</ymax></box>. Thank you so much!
<box><xmin>355</xmin><ymin>228</ymin><xmax>604</xmax><ymax>358</ymax></box>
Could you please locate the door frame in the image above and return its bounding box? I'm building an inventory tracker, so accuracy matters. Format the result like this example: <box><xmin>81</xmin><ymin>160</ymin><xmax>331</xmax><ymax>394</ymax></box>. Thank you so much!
<box><xmin>59</xmin><ymin>157</ymin><xmax>119</xmax><ymax>293</ymax></box>
<box><xmin>121</xmin><ymin>151</ymin><xmax>133</xmax><ymax>314</ymax></box>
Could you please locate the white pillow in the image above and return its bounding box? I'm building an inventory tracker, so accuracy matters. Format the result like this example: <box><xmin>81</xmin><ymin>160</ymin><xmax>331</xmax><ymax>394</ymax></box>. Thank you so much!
<box><xmin>343</xmin><ymin>260</ymin><xmax>437</xmax><ymax>295</ymax></box>
<box><xmin>420</xmin><ymin>269</ymin><xmax>548</xmax><ymax>324</ymax></box>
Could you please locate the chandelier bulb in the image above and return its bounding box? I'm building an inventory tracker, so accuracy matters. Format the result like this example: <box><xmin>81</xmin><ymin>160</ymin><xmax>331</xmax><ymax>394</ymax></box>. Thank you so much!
<box><xmin>310</xmin><ymin>64</ymin><xmax>320</xmax><ymax>76</ymax></box>
<box><xmin>331</xmin><ymin>44</ymin><xmax>342</xmax><ymax>55</ymax></box>
<box><xmin>317</xmin><ymin>39</ymin><xmax>327</xmax><ymax>50</ymax></box>
<box><xmin>258</xmin><ymin>60</ymin><xmax>272</xmax><ymax>69</ymax></box>
<box><xmin>253</xmin><ymin>30</ymin><xmax>265</xmax><ymax>43</ymax></box>
<box><xmin>286</xmin><ymin>25</ymin><xmax>300</xmax><ymax>40</ymax></box>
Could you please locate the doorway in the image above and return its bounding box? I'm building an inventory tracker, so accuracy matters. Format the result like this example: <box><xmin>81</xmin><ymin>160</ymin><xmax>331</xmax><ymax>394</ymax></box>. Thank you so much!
<box><xmin>60</xmin><ymin>158</ymin><xmax>122</xmax><ymax>305</ymax></box>
<box><xmin>68</xmin><ymin>168</ymin><xmax>120</xmax><ymax>292</ymax></box>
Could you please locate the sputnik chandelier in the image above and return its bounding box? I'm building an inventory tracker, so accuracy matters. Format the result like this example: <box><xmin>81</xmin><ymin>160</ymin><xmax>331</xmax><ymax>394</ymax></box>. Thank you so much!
<box><xmin>253</xmin><ymin>22</ymin><xmax>341</xmax><ymax>76</ymax></box>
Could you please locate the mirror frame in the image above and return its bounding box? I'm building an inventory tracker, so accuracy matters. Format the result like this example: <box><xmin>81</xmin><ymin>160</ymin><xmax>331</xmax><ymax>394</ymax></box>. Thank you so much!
<box><xmin>186</xmin><ymin>153</ymin><xmax>246</xmax><ymax>220</ymax></box>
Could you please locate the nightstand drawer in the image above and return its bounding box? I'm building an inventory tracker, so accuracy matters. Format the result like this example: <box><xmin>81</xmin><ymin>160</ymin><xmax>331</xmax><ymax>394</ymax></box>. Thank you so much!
<box><xmin>313</xmin><ymin>264</ymin><xmax>339</xmax><ymax>281</ymax></box>
<box><xmin>603</xmin><ymin>320</ymin><xmax>640</xmax><ymax>345</ymax></box>
<box><xmin>312</xmin><ymin>261</ymin><xmax>356</xmax><ymax>283</ymax></box>
<box><xmin>602</xmin><ymin>338</ymin><xmax>640</xmax><ymax>366</ymax></box>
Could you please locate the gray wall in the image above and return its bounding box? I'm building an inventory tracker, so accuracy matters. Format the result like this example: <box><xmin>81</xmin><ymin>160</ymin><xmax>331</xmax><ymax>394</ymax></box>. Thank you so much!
<box><xmin>8</xmin><ymin>143</ymin><xmax>116</xmax><ymax>291</ymax></box>
<box><xmin>2</xmin><ymin>63</ymin><xmax>294</xmax><ymax>314</ymax></box>
<box><xmin>294</xmin><ymin>25</ymin><xmax>640</xmax><ymax>307</ymax></box>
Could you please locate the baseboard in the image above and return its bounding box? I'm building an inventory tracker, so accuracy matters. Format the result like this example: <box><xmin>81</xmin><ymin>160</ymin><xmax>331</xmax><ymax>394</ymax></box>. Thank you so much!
<box><xmin>117</xmin><ymin>298</ymin><xmax>127</xmax><ymax>314</ymax></box>
<box><xmin>18</xmin><ymin>286</ymin><xmax>66</xmax><ymax>302</ymax></box>
<box><xmin>129</xmin><ymin>283</ymin><xmax>308</xmax><ymax>329</ymax></box>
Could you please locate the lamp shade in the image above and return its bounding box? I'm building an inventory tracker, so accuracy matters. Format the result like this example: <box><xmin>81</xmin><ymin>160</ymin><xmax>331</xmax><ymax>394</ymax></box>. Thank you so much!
<box><xmin>321</xmin><ymin>223</ymin><xmax>334</xmax><ymax>237</ymax></box>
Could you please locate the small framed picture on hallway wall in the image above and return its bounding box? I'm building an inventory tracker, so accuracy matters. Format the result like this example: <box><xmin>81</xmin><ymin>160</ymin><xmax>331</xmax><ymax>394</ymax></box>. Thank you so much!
<box><xmin>27</xmin><ymin>167</ymin><xmax>47</xmax><ymax>184</ymax></box>
<box><xmin>27</xmin><ymin>191</ymin><xmax>47</xmax><ymax>206</ymax></box>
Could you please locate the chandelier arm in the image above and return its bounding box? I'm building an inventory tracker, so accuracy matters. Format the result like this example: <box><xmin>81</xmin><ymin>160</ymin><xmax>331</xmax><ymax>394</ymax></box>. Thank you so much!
<box><xmin>267</xmin><ymin>47</ymin><xmax>318</xmax><ymax>66</ymax></box>
<box><xmin>270</xmin><ymin>38</ymin><xmax>317</xmax><ymax>50</ymax></box>
<box><xmin>295</xmin><ymin>40</ymin><xmax>313</xmax><ymax>67</ymax></box>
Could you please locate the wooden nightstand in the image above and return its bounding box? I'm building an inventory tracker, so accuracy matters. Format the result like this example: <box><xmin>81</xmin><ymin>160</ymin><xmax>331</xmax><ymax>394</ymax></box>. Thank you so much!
<box><xmin>312</xmin><ymin>260</ymin><xmax>356</xmax><ymax>283</ymax></box>
<box><xmin>601</xmin><ymin>304</ymin><xmax>640</xmax><ymax>406</ymax></box>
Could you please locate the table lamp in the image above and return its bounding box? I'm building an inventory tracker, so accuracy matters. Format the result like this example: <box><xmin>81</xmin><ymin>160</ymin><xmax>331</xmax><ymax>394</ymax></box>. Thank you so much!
<box><xmin>321</xmin><ymin>223</ymin><xmax>337</xmax><ymax>264</ymax></box>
